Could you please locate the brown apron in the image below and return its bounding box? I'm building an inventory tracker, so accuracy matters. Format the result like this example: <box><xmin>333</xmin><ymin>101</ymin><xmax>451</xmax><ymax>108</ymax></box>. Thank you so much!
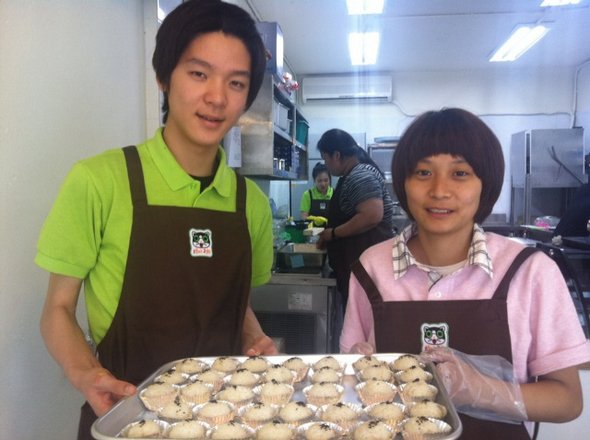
<box><xmin>327</xmin><ymin>170</ymin><xmax>393</xmax><ymax>309</ymax></box>
<box><xmin>351</xmin><ymin>247</ymin><xmax>540</xmax><ymax>439</ymax></box>
<box><xmin>308</xmin><ymin>189</ymin><xmax>330</xmax><ymax>218</ymax></box>
<box><xmin>79</xmin><ymin>146</ymin><xmax>252</xmax><ymax>439</ymax></box>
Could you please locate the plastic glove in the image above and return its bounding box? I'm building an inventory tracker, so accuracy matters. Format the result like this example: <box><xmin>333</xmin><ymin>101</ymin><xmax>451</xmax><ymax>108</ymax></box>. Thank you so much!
<box><xmin>306</xmin><ymin>215</ymin><xmax>328</xmax><ymax>227</ymax></box>
<box><xmin>419</xmin><ymin>347</ymin><xmax>528</xmax><ymax>424</ymax></box>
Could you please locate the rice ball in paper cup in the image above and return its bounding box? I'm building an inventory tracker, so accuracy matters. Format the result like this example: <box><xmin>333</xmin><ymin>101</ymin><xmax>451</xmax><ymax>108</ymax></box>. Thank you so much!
<box><xmin>355</xmin><ymin>379</ymin><xmax>397</xmax><ymax>405</ymax></box>
<box><xmin>303</xmin><ymin>382</ymin><xmax>345</xmax><ymax>407</ymax></box>
<box><xmin>240</xmin><ymin>356</ymin><xmax>270</xmax><ymax>374</ymax></box>
<box><xmin>298</xmin><ymin>421</ymin><xmax>343</xmax><ymax>440</ymax></box>
<box><xmin>209</xmin><ymin>421</ymin><xmax>255</xmax><ymax>439</ymax></box>
<box><xmin>119</xmin><ymin>418</ymin><xmax>168</xmax><ymax>438</ymax></box>
<box><xmin>312</xmin><ymin>356</ymin><xmax>346</xmax><ymax>374</ymax></box>
<box><xmin>310</xmin><ymin>366</ymin><xmax>343</xmax><ymax>384</ymax></box>
<box><xmin>350</xmin><ymin>420</ymin><xmax>395</xmax><ymax>440</ymax></box>
<box><xmin>238</xmin><ymin>402</ymin><xmax>280</xmax><ymax>429</ymax></box>
<box><xmin>317</xmin><ymin>402</ymin><xmax>363</xmax><ymax>432</ymax></box>
<box><xmin>164</xmin><ymin>420</ymin><xmax>210</xmax><ymax>439</ymax></box>
<box><xmin>282</xmin><ymin>356</ymin><xmax>310</xmax><ymax>382</ymax></box>
<box><xmin>399</xmin><ymin>380</ymin><xmax>438</xmax><ymax>405</ymax></box>
<box><xmin>364</xmin><ymin>401</ymin><xmax>406</xmax><ymax>428</ymax></box>
<box><xmin>254</xmin><ymin>379</ymin><xmax>294</xmax><ymax>405</ymax></box>
<box><xmin>399</xmin><ymin>416</ymin><xmax>452</xmax><ymax>439</ymax></box>
<box><xmin>193</xmin><ymin>399</ymin><xmax>237</xmax><ymax>426</ymax></box>
<box><xmin>140</xmin><ymin>382</ymin><xmax>178</xmax><ymax>411</ymax></box>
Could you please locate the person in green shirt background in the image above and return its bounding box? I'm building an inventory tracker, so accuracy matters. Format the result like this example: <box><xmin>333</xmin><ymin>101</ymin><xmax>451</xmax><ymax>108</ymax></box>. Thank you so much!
<box><xmin>300</xmin><ymin>162</ymin><xmax>334</xmax><ymax>220</ymax></box>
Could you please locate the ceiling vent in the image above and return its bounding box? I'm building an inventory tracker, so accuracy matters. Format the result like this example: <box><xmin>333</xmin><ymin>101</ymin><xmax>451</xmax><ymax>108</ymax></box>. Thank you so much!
<box><xmin>302</xmin><ymin>75</ymin><xmax>392</xmax><ymax>103</ymax></box>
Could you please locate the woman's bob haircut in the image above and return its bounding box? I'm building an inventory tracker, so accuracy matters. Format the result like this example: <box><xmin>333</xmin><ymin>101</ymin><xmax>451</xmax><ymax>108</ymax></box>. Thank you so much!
<box><xmin>391</xmin><ymin>108</ymin><xmax>505</xmax><ymax>224</ymax></box>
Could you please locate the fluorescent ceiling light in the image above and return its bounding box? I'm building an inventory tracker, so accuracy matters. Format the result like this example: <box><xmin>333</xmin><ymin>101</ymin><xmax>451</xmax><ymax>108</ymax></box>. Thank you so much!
<box><xmin>540</xmin><ymin>0</ymin><xmax>581</xmax><ymax>6</ymax></box>
<box><xmin>489</xmin><ymin>24</ymin><xmax>551</xmax><ymax>62</ymax></box>
<box><xmin>349</xmin><ymin>32</ymin><xmax>380</xmax><ymax>65</ymax></box>
<box><xmin>347</xmin><ymin>0</ymin><xmax>385</xmax><ymax>15</ymax></box>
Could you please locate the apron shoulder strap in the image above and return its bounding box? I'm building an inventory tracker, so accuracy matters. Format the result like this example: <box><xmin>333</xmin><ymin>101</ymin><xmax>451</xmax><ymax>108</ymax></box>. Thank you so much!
<box><xmin>350</xmin><ymin>259</ymin><xmax>383</xmax><ymax>304</ymax></box>
<box><xmin>234</xmin><ymin>171</ymin><xmax>247</xmax><ymax>213</ymax></box>
<box><xmin>122</xmin><ymin>145</ymin><xmax>147</xmax><ymax>207</ymax></box>
<box><xmin>493</xmin><ymin>247</ymin><xmax>540</xmax><ymax>301</ymax></box>
<box><xmin>308</xmin><ymin>189</ymin><xmax>313</xmax><ymax>201</ymax></box>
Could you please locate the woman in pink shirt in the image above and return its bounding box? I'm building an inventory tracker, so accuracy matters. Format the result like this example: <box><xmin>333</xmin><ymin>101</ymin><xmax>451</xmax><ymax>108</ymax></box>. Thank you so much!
<box><xmin>341</xmin><ymin>108</ymin><xmax>590</xmax><ymax>439</ymax></box>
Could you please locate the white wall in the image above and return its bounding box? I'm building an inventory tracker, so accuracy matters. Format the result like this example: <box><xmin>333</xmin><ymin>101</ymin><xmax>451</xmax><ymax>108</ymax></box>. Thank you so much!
<box><xmin>0</xmin><ymin>1</ymin><xmax>150</xmax><ymax>439</ymax></box>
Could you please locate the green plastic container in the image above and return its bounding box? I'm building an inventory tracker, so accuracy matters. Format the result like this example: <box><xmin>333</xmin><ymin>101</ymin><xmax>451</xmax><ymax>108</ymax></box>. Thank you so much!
<box><xmin>285</xmin><ymin>221</ymin><xmax>308</xmax><ymax>243</ymax></box>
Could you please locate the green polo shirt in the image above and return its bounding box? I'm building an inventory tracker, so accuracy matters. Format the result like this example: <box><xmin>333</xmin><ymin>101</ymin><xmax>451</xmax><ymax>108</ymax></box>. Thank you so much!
<box><xmin>299</xmin><ymin>186</ymin><xmax>333</xmax><ymax>212</ymax></box>
<box><xmin>36</xmin><ymin>128</ymin><xmax>273</xmax><ymax>344</ymax></box>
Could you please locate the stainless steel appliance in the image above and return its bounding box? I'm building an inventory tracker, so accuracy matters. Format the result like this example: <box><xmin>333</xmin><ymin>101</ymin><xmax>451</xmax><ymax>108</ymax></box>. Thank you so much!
<box><xmin>367</xmin><ymin>138</ymin><xmax>410</xmax><ymax>231</ymax></box>
<box><xmin>510</xmin><ymin>128</ymin><xmax>586</xmax><ymax>225</ymax></box>
<box><xmin>250</xmin><ymin>273</ymin><xmax>339</xmax><ymax>354</ymax></box>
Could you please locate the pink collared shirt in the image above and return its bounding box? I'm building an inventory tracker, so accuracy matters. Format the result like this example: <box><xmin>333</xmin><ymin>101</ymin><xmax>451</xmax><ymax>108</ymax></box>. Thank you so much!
<box><xmin>341</xmin><ymin>231</ymin><xmax>590</xmax><ymax>383</ymax></box>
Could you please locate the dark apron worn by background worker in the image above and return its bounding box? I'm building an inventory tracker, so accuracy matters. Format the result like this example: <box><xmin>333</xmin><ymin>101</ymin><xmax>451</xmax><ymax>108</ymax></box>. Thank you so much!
<box><xmin>351</xmin><ymin>247</ymin><xmax>540</xmax><ymax>440</ymax></box>
<box><xmin>78</xmin><ymin>146</ymin><xmax>252</xmax><ymax>440</ymax></box>
<box><xmin>308</xmin><ymin>189</ymin><xmax>330</xmax><ymax>218</ymax></box>
<box><xmin>327</xmin><ymin>171</ymin><xmax>393</xmax><ymax>309</ymax></box>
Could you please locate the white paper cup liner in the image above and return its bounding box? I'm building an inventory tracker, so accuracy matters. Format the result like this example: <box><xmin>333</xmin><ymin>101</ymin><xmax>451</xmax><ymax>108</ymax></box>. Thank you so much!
<box><xmin>118</xmin><ymin>418</ymin><xmax>169</xmax><ymax>438</ymax></box>
<box><xmin>355</xmin><ymin>381</ymin><xmax>398</xmax><ymax>405</ymax></box>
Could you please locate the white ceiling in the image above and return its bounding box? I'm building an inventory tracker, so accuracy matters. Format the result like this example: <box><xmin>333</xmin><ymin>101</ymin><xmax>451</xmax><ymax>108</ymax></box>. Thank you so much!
<box><xmin>246</xmin><ymin>0</ymin><xmax>590</xmax><ymax>76</ymax></box>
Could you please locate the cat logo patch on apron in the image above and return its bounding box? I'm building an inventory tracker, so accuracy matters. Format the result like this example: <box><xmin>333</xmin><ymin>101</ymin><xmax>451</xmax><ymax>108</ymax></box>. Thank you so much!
<box><xmin>421</xmin><ymin>322</ymin><xmax>449</xmax><ymax>351</ymax></box>
<box><xmin>189</xmin><ymin>229</ymin><xmax>213</xmax><ymax>257</ymax></box>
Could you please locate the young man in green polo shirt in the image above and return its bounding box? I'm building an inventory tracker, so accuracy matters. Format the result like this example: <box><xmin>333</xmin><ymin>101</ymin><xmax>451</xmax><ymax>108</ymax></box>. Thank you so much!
<box><xmin>37</xmin><ymin>2</ymin><xmax>276</xmax><ymax>438</ymax></box>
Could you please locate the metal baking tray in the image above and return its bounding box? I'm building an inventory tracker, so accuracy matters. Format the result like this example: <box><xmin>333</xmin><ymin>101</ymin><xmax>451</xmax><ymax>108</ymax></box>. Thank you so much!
<box><xmin>92</xmin><ymin>353</ymin><xmax>462</xmax><ymax>439</ymax></box>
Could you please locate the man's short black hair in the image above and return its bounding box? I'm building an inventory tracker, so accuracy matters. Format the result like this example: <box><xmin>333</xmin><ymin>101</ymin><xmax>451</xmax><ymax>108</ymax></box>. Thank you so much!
<box><xmin>391</xmin><ymin>108</ymin><xmax>505</xmax><ymax>224</ymax></box>
<box><xmin>152</xmin><ymin>0</ymin><xmax>266</xmax><ymax>123</ymax></box>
